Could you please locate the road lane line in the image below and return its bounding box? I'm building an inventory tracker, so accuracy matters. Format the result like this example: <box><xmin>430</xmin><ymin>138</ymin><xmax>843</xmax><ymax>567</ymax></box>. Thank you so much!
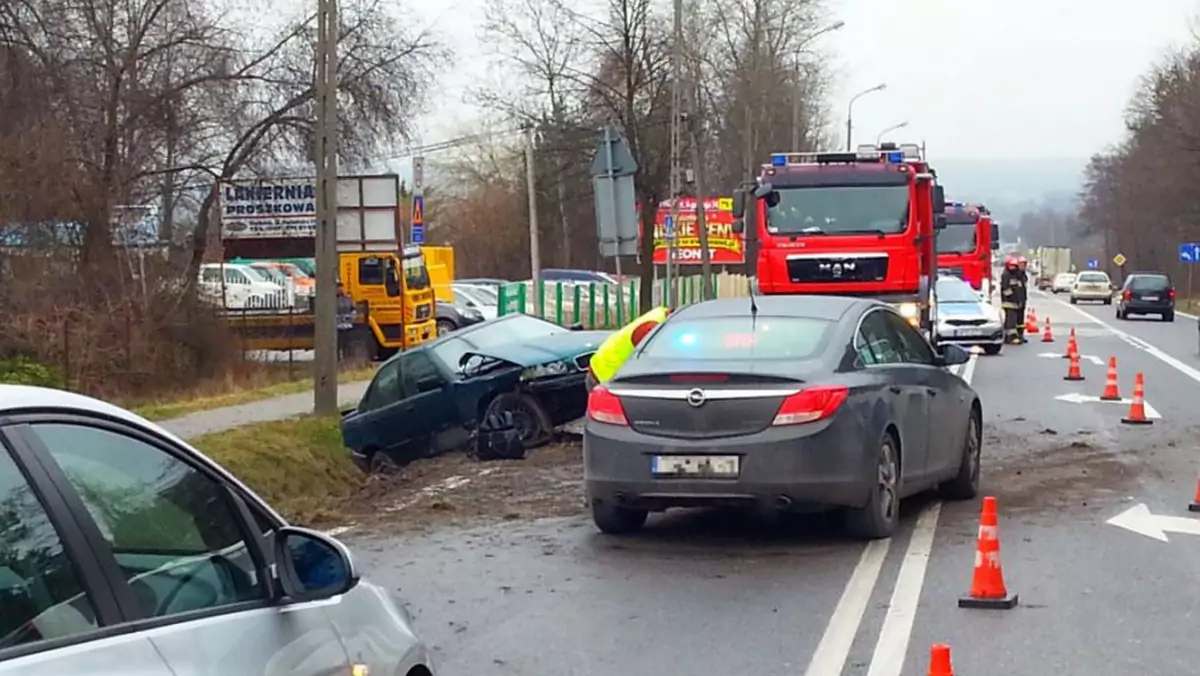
<box><xmin>864</xmin><ymin>502</ymin><xmax>943</xmax><ymax>676</ymax></box>
<box><xmin>1043</xmin><ymin>292</ymin><xmax>1200</xmax><ymax>385</ymax></box>
<box><xmin>802</xmin><ymin>539</ymin><xmax>891</xmax><ymax>676</ymax></box>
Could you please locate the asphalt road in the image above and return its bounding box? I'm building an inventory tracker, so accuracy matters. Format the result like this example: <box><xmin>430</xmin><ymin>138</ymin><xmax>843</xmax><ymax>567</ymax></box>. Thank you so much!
<box><xmin>341</xmin><ymin>292</ymin><xmax>1200</xmax><ymax>676</ymax></box>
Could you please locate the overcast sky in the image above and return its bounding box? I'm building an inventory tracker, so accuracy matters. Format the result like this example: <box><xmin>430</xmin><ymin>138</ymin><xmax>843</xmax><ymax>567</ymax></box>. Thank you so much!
<box><xmin>406</xmin><ymin>0</ymin><xmax>1200</xmax><ymax>162</ymax></box>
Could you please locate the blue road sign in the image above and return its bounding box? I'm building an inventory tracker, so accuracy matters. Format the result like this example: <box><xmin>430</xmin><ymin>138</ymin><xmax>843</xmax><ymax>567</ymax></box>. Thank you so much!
<box><xmin>664</xmin><ymin>214</ymin><xmax>674</xmax><ymax>238</ymax></box>
<box><xmin>1181</xmin><ymin>242</ymin><xmax>1200</xmax><ymax>263</ymax></box>
<box><xmin>411</xmin><ymin>224</ymin><xmax>424</xmax><ymax>244</ymax></box>
<box><xmin>1087</xmin><ymin>258</ymin><xmax>1099</xmax><ymax>269</ymax></box>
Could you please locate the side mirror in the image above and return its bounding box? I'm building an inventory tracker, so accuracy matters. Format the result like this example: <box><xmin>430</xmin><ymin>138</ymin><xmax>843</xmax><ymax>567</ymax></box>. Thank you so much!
<box><xmin>934</xmin><ymin>214</ymin><xmax>947</xmax><ymax>231</ymax></box>
<box><xmin>753</xmin><ymin>183</ymin><xmax>780</xmax><ymax>208</ymax></box>
<box><xmin>937</xmin><ymin>343</ymin><xmax>970</xmax><ymax>367</ymax></box>
<box><xmin>416</xmin><ymin>374</ymin><xmax>442</xmax><ymax>392</ymax></box>
<box><xmin>932</xmin><ymin>184</ymin><xmax>946</xmax><ymax>213</ymax></box>
<box><xmin>731</xmin><ymin>219</ymin><xmax>745</xmax><ymax>234</ymax></box>
<box><xmin>569</xmin><ymin>322</ymin><xmax>584</xmax><ymax>331</ymax></box>
<box><xmin>275</xmin><ymin>527</ymin><xmax>359</xmax><ymax>602</ymax></box>
<box><xmin>731</xmin><ymin>189</ymin><xmax>746</xmax><ymax>218</ymax></box>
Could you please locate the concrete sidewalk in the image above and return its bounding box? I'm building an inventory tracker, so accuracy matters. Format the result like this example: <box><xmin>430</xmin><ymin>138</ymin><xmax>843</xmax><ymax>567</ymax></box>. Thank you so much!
<box><xmin>160</xmin><ymin>380</ymin><xmax>370</xmax><ymax>440</ymax></box>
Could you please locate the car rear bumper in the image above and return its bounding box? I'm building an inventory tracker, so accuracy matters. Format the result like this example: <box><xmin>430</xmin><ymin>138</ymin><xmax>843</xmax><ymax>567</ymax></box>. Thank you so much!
<box><xmin>1121</xmin><ymin>300</ymin><xmax>1174</xmax><ymax>313</ymax></box>
<box><xmin>583</xmin><ymin>417</ymin><xmax>872</xmax><ymax>511</ymax></box>
<box><xmin>1072</xmin><ymin>291</ymin><xmax>1112</xmax><ymax>300</ymax></box>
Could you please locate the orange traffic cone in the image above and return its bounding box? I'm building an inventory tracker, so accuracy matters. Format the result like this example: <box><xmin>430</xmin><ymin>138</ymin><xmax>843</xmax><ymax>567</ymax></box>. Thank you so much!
<box><xmin>1062</xmin><ymin>327</ymin><xmax>1077</xmax><ymax>358</ymax></box>
<box><xmin>927</xmin><ymin>644</ymin><xmax>954</xmax><ymax>676</ymax></box>
<box><xmin>1024</xmin><ymin>311</ymin><xmax>1038</xmax><ymax>334</ymax></box>
<box><xmin>1121</xmin><ymin>372</ymin><xmax>1152</xmax><ymax>426</ymax></box>
<box><xmin>1063</xmin><ymin>351</ymin><xmax>1084</xmax><ymax>381</ymax></box>
<box><xmin>1100</xmin><ymin>357</ymin><xmax>1120</xmax><ymax>400</ymax></box>
<box><xmin>1041</xmin><ymin>317</ymin><xmax>1054</xmax><ymax>342</ymax></box>
<box><xmin>1188</xmin><ymin>477</ymin><xmax>1200</xmax><ymax>513</ymax></box>
<box><xmin>958</xmin><ymin>496</ymin><xmax>1019</xmax><ymax>609</ymax></box>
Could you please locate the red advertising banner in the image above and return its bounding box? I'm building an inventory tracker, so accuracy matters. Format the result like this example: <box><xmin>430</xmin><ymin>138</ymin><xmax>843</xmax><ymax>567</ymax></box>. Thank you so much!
<box><xmin>649</xmin><ymin>197</ymin><xmax>744</xmax><ymax>265</ymax></box>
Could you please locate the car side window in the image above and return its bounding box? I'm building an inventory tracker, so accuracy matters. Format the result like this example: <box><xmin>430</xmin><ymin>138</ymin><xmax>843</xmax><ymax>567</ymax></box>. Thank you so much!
<box><xmin>361</xmin><ymin>361</ymin><xmax>401</xmax><ymax>411</ymax></box>
<box><xmin>400</xmin><ymin>351</ymin><xmax>444</xmax><ymax>398</ymax></box>
<box><xmin>883</xmin><ymin>312</ymin><xmax>936</xmax><ymax>364</ymax></box>
<box><xmin>27</xmin><ymin>423</ymin><xmax>268</xmax><ymax>621</ymax></box>
<box><xmin>857</xmin><ymin>310</ymin><xmax>905</xmax><ymax>365</ymax></box>
<box><xmin>0</xmin><ymin>445</ymin><xmax>101</xmax><ymax>650</ymax></box>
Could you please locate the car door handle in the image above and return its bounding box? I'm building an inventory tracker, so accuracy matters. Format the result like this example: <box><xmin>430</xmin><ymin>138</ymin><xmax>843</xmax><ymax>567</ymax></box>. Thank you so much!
<box><xmin>889</xmin><ymin>386</ymin><xmax>902</xmax><ymax>394</ymax></box>
<box><xmin>926</xmin><ymin>387</ymin><xmax>938</xmax><ymax>396</ymax></box>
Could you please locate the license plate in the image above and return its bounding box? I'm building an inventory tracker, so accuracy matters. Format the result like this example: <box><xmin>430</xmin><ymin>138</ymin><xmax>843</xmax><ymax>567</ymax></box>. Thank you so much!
<box><xmin>1143</xmin><ymin>295</ymin><xmax>1159</xmax><ymax>301</ymax></box>
<box><xmin>651</xmin><ymin>454</ymin><xmax>740</xmax><ymax>477</ymax></box>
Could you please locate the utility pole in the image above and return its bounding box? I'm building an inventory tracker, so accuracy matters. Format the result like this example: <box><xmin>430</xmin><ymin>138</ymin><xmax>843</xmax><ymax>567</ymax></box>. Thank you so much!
<box><xmin>666</xmin><ymin>0</ymin><xmax>683</xmax><ymax>310</ymax></box>
<box><xmin>312</xmin><ymin>0</ymin><xmax>339</xmax><ymax>414</ymax></box>
<box><xmin>685</xmin><ymin>4</ymin><xmax>712</xmax><ymax>298</ymax></box>
<box><xmin>524</xmin><ymin>125</ymin><xmax>542</xmax><ymax>313</ymax></box>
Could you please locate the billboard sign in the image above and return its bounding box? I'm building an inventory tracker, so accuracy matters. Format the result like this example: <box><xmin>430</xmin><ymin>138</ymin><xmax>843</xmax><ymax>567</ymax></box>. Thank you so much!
<box><xmin>649</xmin><ymin>197</ymin><xmax>744</xmax><ymax>264</ymax></box>
<box><xmin>219</xmin><ymin>178</ymin><xmax>317</xmax><ymax>239</ymax></box>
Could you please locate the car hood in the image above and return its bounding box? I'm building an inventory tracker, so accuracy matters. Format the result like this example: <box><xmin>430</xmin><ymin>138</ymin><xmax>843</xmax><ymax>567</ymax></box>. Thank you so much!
<box><xmin>937</xmin><ymin>302</ymin><xmax>995</xmax><ymax>321</ymax></box>
<box><xmin>465</xmin><ymin>330</ymin><xmax>609</xmax><ymax>367</ymax></box>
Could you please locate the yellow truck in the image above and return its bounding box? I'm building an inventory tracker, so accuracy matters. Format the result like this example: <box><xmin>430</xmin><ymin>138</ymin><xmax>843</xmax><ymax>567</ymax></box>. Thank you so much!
<box><xmin>422</xmin><ymin>245</ymin><xmax>456</xmax><ymax>302</ymax></box>
<box><xmin>216</xmin><ymin>174</ymin><xmax>437</xmax><ymax>357</ymax></box>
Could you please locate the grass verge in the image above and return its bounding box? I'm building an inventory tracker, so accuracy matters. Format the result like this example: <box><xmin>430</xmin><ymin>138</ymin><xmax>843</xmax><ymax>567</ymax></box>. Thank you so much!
<box><xmin>131</xmin><ymin>365</ymin><xmax>377</xmax><ymax>421</ymax></box>
<box><xmin>190</xmin><ymin>415</ymin><xmax>365</xmax><ymax>525</ymax></box>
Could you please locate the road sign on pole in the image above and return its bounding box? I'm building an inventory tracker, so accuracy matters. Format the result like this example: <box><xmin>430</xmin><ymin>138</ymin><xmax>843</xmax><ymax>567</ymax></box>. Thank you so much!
<box><xmin>411</xmin><ymin>194</ymin><xmax>424</xmax><ymax>244</ymax></box>
<box><xmin>1112</xmin><ymin>252</ymin><xmax>1127</xmax><ymax>267</ymax></box>
<box><xmin>1180</xmin><ymin>243</ymin><xmax>1200</xmax><ymax>263</ymax></box>
<box><xmin>590</xmin><ymin>126</ymin><xmax>639</xmax><ymax>258</ymax></box>
<box><xmin>1087</xmin><ymin>258</ymin><xmax>1099</xmax><ymax>269</ymax></box>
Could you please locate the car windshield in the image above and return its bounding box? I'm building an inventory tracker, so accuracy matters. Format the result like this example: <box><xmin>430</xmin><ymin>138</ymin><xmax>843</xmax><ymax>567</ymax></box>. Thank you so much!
<box><xmin>936</xmin><ymin>222</ymin><xmax>977</xmax><ymax>254</ymax></box>
<box><xmin>639</xmin><ymin>315</ymin><xmax>834</xmax><ymax>360</ymax></box>
<box><xmin>766</xmin><ymin>185</ymin><xmax>910</xmax><ymax>235</ymax></box>
<box><xmin>458</xmin><ymin>285</ymin><xmax>498</xmax><ymax>305</ymax></box>
<box><xmin>936</xmin><ymin>278</ymin><xmax>981</xmax><ymax>303</ymax></box>
<box><xmin>401</xmin><ymin>254</ymin><xmax>431</xmax><ymax>290</ymax></box>
<box><xmin>240</xmin><ymin>266</ymin><xmax>271</xmax><ymax>282</ymax></box>
<box><xmin>252</xmin><ymin>266</ymin><xmax>286</xmax><ymax>283</ymax></box>
<box><xmin>278</xmin><ymin>263</ymin><xmax>309</xmax><ymax>279</ymax></box>
<box><xmin>1129</xmin><ymin>275</ymin><xmax>1170</xmax><ymax>291</ymax></box>
<box><xmin>1078</xmin><ymin>272</ymin><xmax>1108</xmax><ymax>284</ymax></box>
<box><xmin>430</xmin><ymin>315</ymin><xmax>565</xmax><ymax>371</ymax></box>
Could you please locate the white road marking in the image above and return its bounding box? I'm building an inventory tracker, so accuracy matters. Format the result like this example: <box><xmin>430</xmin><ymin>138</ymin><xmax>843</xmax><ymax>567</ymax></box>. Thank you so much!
<box><xmin>384</xmin><ymin>467</ymin><xmax>499</xmax><ymax>513</ymax></box>
<box><xmin>802</xmin><ymin>538</ymin><xmax>892</xmax><ymax>676</ymax></box>
<box><xmin>865</xmin><ymin>502</ymin><xmax>943</xmax><ymax>676</ymax></box>
<box><xmin>1043</xmin><ymin>292</ymin><xmax>1200</xmax><ymax>386</ymax></box>
<box><xmin>1054</xmin><ymin>392</ymin><xmax>1161</xmax><ymax>419</ymax></box>
<box><xmin>1108</xmin><ymin>503</ymin><xmax>1200</xmax><ymax>542</ymax></box>
<box><xmin>1037</xmin><ymin>351</ymin><xmax>1104</xmax><ymax>366</ymax></box>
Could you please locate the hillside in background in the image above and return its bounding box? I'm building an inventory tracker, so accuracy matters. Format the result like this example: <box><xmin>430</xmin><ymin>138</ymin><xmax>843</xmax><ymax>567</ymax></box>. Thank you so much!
<box><xmin>934</xmin><ymin>156</ymin><xmax>1088</xmax><ymax>228</ymax></box>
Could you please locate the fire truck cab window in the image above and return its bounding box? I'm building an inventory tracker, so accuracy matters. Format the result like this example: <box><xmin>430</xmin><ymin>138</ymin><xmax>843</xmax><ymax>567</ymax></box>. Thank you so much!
<box><xmin>936</xmin><ymin>221</ymin><xmax>977</xmax><ymax>254</ymax></box>
<box><xmin>766</xmin><ymin>186</ymin><xmax>910</xmax><ymax>235</ymax></box>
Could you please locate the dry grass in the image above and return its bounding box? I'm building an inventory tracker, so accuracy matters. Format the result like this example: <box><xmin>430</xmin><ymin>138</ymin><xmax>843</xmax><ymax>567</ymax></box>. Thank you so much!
<box><xmin>129</xmin><ymin>364</ymin><xmax>378</xmax><ymax>421</ymax></box>
<box><xmin>190</xmin><ymin>415</ymin><xmax>366</xmax><ymax>526</ymax></box>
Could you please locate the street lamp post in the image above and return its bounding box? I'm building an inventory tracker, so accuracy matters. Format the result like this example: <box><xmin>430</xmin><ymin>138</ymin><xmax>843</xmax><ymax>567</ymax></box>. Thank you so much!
<box><xmin>876</xmin><ymin>120</ymin><xmax>909</xmax><ymax>145</ymax></box>
<box><xmin>845</xmin><ymin>83</ymin><xmax>887</xmax><ymax>151</ymax></box>
<box><xmin>790</xmin><ymin>20</ymin><xmax>845</xmax><ymax>150</ymax></box>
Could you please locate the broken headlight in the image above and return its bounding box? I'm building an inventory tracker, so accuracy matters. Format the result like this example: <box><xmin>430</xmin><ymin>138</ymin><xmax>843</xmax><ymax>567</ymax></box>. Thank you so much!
<box><xmin>521</xmin><ymin>360</ymin><xmax>571</xmax><ymax>381</ymax></box>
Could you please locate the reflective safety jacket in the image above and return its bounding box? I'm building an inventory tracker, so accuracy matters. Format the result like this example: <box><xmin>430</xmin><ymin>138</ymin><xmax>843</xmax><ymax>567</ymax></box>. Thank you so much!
<box><xmin>589</xmin><ymin>306</ymin><xmax>669</xmax><ymax>383</ymax></box>
<box><xmin>999</xmin><ymin>268</ymin><xmax>1026</xmax><ymax>309</ymax></box>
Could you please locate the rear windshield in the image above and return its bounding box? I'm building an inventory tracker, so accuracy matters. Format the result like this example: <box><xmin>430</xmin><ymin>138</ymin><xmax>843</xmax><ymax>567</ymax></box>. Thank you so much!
<box><xmin>1129</xmin><ymin>275</ymin><xmax>1170</xmax><ymax>291</ymax></box>
<box><xmin>1077</xmin><ymin>272</ymin><xmax>1108</xmax><ymax>283</ymax></box>
<box><xmin>638</xmin><ymin>316</ymin><xmax>835</xmax><ymax>361</ymax></box>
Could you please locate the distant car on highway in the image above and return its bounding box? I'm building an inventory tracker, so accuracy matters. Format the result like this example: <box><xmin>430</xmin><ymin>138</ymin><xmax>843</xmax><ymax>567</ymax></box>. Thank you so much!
<box><xmin>342</xmin><ymin>314</ymin><xmax>609</xmax><ymax>472</ymax></box>
<box><xmin>0</xmin><ymin>385</ymin><xmax>434</xmax><ymax>676</ymax></box>
<box><xmin>582</xmin><ymin>296</ymin><xmax>981</xmax><ymax>540</ymax></box>
<box><xmin>1116</xmin><ymin>272</ymin><xmax>1175</xmax><ymax>322</ymax></box>
<box><xmin>1070</xmin><ymin>270</ymin><xmax>1115</xmax><ymax>304</ymax></box>
<box><xmin>1051</xmin><ymin>272</ymin><xmax>1077</xmax><ymax>293</ymax></box>
<box><xmin>933</xmin><ymin>275</ymin><xmax>1003</xmax><ymax>355</ymax></box>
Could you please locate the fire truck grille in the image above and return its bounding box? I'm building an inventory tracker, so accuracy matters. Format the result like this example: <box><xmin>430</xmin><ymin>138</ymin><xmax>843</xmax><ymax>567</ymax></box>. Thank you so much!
<box><xmin>785</xmin><ymin>255</ymin><xmax>889</xmax><ymax>284</ymax></box>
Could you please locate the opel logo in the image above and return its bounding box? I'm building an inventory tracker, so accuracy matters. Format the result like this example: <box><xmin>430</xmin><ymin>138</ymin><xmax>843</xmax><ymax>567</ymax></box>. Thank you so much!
<box><xmin>685</xmin><ymin>388</ymin><xmax>706</xmax><ymax>407</ymax></box>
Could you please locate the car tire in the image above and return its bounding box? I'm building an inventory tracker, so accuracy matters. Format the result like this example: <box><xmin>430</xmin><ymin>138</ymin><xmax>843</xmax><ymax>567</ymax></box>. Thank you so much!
<box><xmin>939</xmin><ymin>407</ymin><xmax>982</xmax><ymax>501</ymax></box>
<box><xmin>484</xmin><ymin>392</ymin><xmax>552</xmax><ymax>447</ymax></box>
<box><xmin>845</xmin><ymin>433</ymin><xmax>901</xmax><ymax>540</ymax></box>
<box><xmin>1070</xmin><ymin>297</ymin><xmax>1078</xmax><ymax>304</ymax></box>
<box><xmin>1164</xmin><ymin>311</ymin><xmax>1175</xmax><ymax>322</ymax></box>
<box><xmin>436</xmin><ymin>319</ymin><xmax>457</xmax><ymax>336</ymax></box>
<box><xmin>982</xmin><ymin>344</ymin><xmax>1002</xmax><ymax>356</ymax></box>
<box><xmin>591</xmin><ymin>500</ymin><xmax>648</xmax><ymax>534</ymax></box>
<box><xmin>1103</xmin><ymin>298</ymin><xmax>1112</xmax><ymax>305</ymax></box>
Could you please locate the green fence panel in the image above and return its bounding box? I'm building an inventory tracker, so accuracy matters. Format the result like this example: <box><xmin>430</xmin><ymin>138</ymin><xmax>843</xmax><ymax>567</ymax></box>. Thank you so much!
<box><xmin>572</xmin><ymin>285</ymin><xmax>582</xmax><ymax>326</ymax></box>
<box><xmin>615</xmin><ymin>285</ymin><xmax>625</xmax><ymax>327</ymax></box>
<box><xmin>554</xmin><ymin>282</ymin><xmax>564</xmax><ymax>324</ymax></box>
<box><xmin>588</xmin><ymin>283</ymin><xmax>597</xmax><ymax>328</ymax></box>
<box><xmin>603</xmin><ymin>285</ymin><xmax>611</xmax><ymax>328</ymax></box>
<box><xmin>536</xmin><ymin>279</ymin><xmax>545</xmax><ymax>317</ymax></box>
<box><xmin>517</xmin><ymin>283</ymin><xmax>527</xmax><ymax>314</ymax></box>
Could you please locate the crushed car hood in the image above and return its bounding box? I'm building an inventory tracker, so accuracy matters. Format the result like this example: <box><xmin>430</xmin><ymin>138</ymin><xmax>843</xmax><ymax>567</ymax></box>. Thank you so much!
<box><xmin>936</xmin><ymin>302</ymin><xmax>994</xmax><ymax>320</ymax></box>
<box><xmin>463</xmin><ymin>330</ymin><xmax>610</xmax><ymax>368</ymax></box>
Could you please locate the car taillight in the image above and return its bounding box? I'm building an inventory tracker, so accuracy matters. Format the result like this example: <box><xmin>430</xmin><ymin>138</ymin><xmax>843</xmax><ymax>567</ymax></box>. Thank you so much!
<box><xmin>587</xmin><ymin>386</ymin><xmax>628</xmax><ymax>426</ymax></box>
<box><xmin>1122</xmin><ymin>290</ymin><xmax>1132</xmax><ymax>301</ymax></box>
<box><xmin>771</xmin><ymin>385</ymin><xmax>849</xmax><ymax>426</ymax></box>
<box><xmin>1169</xmin><ymin>289</ymin><xmax>1176</xmax><ymax>299</ymax></box>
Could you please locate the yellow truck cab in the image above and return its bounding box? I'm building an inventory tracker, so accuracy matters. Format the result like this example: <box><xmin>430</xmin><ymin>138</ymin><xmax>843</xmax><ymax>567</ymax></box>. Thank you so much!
<box><xmin>340</xmin><ymin>247</ymin><xmax>436</xmax><ymax>352</ymax></box>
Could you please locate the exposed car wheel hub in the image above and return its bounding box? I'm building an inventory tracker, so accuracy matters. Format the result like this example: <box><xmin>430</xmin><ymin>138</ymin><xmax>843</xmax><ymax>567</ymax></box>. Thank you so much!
<box><xmin>878</xmin><ymin>442</ymin><xmax>898</xmax><ymax>521</ymax></box>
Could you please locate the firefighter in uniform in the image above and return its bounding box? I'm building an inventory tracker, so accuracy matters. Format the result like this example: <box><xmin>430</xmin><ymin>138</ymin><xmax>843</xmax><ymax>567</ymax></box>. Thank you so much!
<box><xmin>586</xmin><ymin>306</ymin><xmax>670</xmax><ymax>390</ymax></box>
<box><xmin>999</xmin><ymin>256</ymin><xmax>1025</xmax><ymax>345</ymax></box>
<box><xmin>1016</xmin><ymin>256</ymin><xmax>1031</xmax><ymax>343</ymax></box>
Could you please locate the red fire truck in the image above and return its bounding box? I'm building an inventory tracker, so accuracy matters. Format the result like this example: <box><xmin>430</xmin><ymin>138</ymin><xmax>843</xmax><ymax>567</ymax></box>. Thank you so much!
<box><xmin>936</xmin><ymin>202</ymin><xmax>1000</xmax><ymax>295</ymax></box>
<box><xmin>731</xmin><ymin>142</ymin><xmax>947</xmax><ymax>330</ymax></box>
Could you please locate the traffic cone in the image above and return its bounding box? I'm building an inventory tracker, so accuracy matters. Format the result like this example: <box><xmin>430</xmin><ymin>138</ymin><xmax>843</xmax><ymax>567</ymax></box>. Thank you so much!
<box><xmin>958</xmin><ymin>496</ymin><xmax>1019</xmax><ymax>609</ymax></box>
<box><xmin>928</xmin><ymin>644</ymin><xmax>954</xmax><ymax>676</ymax></box>
<box><xmin>1041</xmin><ymin>317</ymin><xmax>1054</xmax><ymax>342</ymax></box>
<box><xmin>1100</xmin><ymin>357</ymin><xmax>1120</xmax><ymax>400</ymax></box>
<box><xmin>1188</xmin><ymin>477</ymin><xmax>1200</xmax><ymax>513</ymax></box>
<box><xmin>1121</xmin><ymin>372</ymin><xmax>1152</xmax><ymax>425</ymax></box>
<box><xmin>1062</xmin><ymin>327</ymin><xmax>1077</xmax><ymax>358</ymax></box>
<box><xmin>1024</xmin><ymin>311</ymin><xmax>1038</xmax><ymax>334</ymax></box>
<box><xmin>1063</xmin><ymin>351</ymin><xmax>1084</xmax><ymax>381</ymax></box>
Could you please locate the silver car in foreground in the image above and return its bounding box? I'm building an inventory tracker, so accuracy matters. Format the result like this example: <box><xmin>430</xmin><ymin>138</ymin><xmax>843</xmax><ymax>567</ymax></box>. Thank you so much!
<box><xmin>934</xmin><ymin>275</ymin><xmax>1003</xmax><ymax>355</ymax></box>
<box><xmin>0</xmin><ymin>385</ymin><xmax>433</xmax><ymax>676</ymax></box>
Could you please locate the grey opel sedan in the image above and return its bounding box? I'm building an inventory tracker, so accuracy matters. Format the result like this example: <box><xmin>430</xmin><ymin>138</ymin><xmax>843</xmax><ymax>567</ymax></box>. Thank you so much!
<box><xmin>0</xmin><ymin>384</ymin><xmax>433</xmax><ymax>676</ymax></box>
<box><xmin>583</xmin><ymin>295</ymin><xmax>982</xmax><ymax>540</ymax></box>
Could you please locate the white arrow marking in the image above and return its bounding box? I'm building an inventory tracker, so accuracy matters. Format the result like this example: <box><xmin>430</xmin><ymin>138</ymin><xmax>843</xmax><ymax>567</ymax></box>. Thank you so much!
<box><xmin>1107</xmin><ymin>503</ymin><xmax>1200</xmax><ymax>542</ymax></box>
<box><xmin>1054</xmin><ymin>392</ymin><xmax>1161</xmax><ymax>418</ymax></box>
<box><xmin>1038</xmin><ymin>352</ymin><xmax>1104</xmax><ymax>365</ymax></box>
